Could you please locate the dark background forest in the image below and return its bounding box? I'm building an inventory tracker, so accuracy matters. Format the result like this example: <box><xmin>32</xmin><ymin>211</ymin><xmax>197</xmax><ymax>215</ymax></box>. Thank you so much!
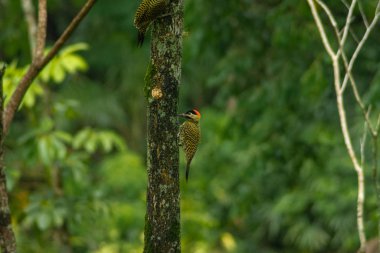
<box><xmin>1</xmin><ymin>0</ymin><xmax>380</xmax><ymax>252</ymax></box>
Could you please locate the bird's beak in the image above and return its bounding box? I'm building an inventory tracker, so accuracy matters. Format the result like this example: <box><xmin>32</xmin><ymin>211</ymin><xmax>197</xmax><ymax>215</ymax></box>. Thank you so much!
<box><xmin>177</xmin><ymin>113</ymin><xmax>187</xmax><ymax>118</ymax></box>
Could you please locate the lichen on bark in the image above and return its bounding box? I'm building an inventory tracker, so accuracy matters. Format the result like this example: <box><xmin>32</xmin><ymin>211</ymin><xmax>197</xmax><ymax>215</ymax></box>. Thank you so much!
<box><xmin>144</xmin><ymin>60</ymin><xmax>156</xmax><ymax>100</ymax></box>
<box><xmin>143</xmin><ymin>0</ymin><xmax>183</xmax><ymax>252</ymax></box>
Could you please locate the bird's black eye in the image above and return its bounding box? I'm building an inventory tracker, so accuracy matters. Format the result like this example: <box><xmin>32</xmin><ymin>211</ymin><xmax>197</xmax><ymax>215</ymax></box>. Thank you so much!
<box><xmin>186</xmin><ymin>110</ymin><xmax>195</xmax><ymax>115</ymax></box>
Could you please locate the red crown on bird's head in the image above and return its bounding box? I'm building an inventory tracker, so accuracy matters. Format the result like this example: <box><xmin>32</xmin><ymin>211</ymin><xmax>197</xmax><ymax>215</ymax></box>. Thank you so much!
<box><xmin>191</xmin><ymin>109</ymin><xmax>201</xmax><ymax>118</ymax></box>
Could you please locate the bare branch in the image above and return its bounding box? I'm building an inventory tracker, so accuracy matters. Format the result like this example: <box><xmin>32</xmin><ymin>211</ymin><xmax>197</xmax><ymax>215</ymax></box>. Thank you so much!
<box><xmin>341</xmin><ymin>9</ymin><xmax>380</xmax><ymax>93</ymax></box>
<box><xmin>360</xmin><ymin>120</ymin><xmax>368</xmax><ymax>168</ymax></box>
<box><xmin>376</xmin><ymin>114</ymin><xmax>380</xmax><ymax>132</ymax></box>
<box><xmin>371</xmin><ymin>130</ymin><xmax>380</xmax><ymax>251</ymax></box>
<box><xmin>341</xmin><ymin>0</ymin><xmax>357</xmax><ymax>47</ymax></box>
<box><xmin>308</xmin><ymin>0</ymin><xmax>367</xmax><ymax>249</ymax></box>
<box><xmin>349</xmin><ymin>28</ymin><xmax>360</xmax><ymax>44</ymax></box>
<box><xmin>332</xmin><ymin>58</ymin><xmax>367</xmax><ymax>250</ymax></box>
<box><xmin>358</xmin><ymin>0</ymin><xmax>369</xmax><ymax>28</ymax></box>
<box><xmin>315</xmin><ymin>0</ymin><xmax>339</xmax><ymax>30</ymax></box>
<box><xmin>42</xmin><ymin>0</ymin><xmax>96</xmax><ymax>69</ymax></box>
<box><xmin>359</xmin><ymin>119</ymin><xmax>369</xmax><ymax>253</ymax></box>
<box><xmin>340</xmin><ymin>48</ymin><xmax>377</xmax><ymax>136</ymax></box>
<box><xmin>3</xmin><ymin>0</ymin><xmax>97</xmax><ymax>135</ymax></box>
<box><xmin>21</xmin><ymin>0</ymin><xmax>38</xmax><ymax>57</ymax></box>
<box><xmin>34</xmin><ymin>0</ymin><xmax>47</xmax><ymax>62</ymax></box>
<box><xmin>307</xmin><ymin>0</ymin><xmax>337</xmax><ymax>59</ymax></box>
<box><xmin>309</xmin><ymin>0</ymin><xmax>362</xmax><ymax>171</ymax></box>
<box><xmin>326</xmin><ymin>11</ymin><xmax>378</xmax><ymax>136</ymax></box>
<box><xmin>316</xmin><ymin>0</ymin><xmax>358</xmax><ymax>60</ymax></box>
<box><xmin>341</xmin><ymin>0</ymin><xmax>349</xmax><ymax>9</ymax></box>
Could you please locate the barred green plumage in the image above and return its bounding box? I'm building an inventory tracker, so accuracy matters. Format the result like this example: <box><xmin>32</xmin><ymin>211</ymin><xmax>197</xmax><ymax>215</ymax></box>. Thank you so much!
<box><xmin>134</xmin><ymin>0</ymin><xmax>169</xmax><ymax>46</ymax></box>
<box><xmin>178</xmin><ymin>109</ymin><xmax>201</xmax><ymax>182</ymax></box>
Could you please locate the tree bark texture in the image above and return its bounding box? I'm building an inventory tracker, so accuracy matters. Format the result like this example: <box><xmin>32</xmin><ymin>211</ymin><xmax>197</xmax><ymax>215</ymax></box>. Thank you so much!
<box><xmin>143</xmin><ymin>0</ymin><xmax>183</xmax><ymax>252</ymax></box>
<box><xmin>0</xmin><ymin>66</ymin><xmax>16</xmax><ymax>253</ymax></box>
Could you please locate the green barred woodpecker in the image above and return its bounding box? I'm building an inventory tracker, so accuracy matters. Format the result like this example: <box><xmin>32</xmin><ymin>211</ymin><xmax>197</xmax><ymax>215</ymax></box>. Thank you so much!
<box><xmin>178</xmin><ymin>109</ymin><xmax>201</xmax><ymax>182</ymax></box>
<box><xmin>133</xmin><ymin>0</ymin><xmax>169</xmax><ymax>46</ymax></box>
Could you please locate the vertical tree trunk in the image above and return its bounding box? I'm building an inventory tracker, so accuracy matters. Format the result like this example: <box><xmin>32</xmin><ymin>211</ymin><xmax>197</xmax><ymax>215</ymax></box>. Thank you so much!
<box><xmin>143</xmin><ymin>0</ymin><xmax>183</xmax><ymax>252</ymax></box>
<box><xmin>0</xmin><ymin>65</ymin><xmax>16</xmax><ymax>253</ymax></box>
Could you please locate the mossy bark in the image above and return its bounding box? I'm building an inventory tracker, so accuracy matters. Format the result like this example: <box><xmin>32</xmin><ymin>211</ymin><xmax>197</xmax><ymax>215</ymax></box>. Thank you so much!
<box><xmin>143</xmin><ymin>0</ymin><xmax>183</xmax><ymax>252</ymax></box>
<box><xmin>0</xmin><ymin>66</ymin><xmax>16</xmax><ymax>253</ymax></box>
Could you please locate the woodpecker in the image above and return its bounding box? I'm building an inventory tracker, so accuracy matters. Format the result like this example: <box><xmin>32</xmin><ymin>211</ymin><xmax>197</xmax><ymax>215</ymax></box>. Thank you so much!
<box><xmin>178</xmin><ymin>109</ymin><xmax>201</xmax><ymax>182</ymax></box>
<box><xmin>133</xmin><ymin>0</ymin><xmax>169</xmax><ymax>47</ymax></box>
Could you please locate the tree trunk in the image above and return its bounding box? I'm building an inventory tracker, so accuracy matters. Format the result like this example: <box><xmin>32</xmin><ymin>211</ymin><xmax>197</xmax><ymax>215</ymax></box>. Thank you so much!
<box><xmin>0</xmin><ymin>66</ymin><xmax>16</xmax><ymax>253</ymax></box>
<box><xmin>143</xmin><ymin>0</ymin><xmax>183</xmax><ymax>252</ymax></box>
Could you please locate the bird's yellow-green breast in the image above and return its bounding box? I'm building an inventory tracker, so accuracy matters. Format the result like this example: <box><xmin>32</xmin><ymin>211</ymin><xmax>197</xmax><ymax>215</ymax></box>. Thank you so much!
<box><xmin>179</xmin><ymin>120</ymin><xmax>200</xmax><ymax>163</ymax></box>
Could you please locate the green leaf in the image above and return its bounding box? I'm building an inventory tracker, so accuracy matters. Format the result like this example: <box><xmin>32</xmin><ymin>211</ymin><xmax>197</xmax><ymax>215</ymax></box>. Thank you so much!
<box><xmin>52</xmin><ymin>208</ymin><xmax>66</xmax><ymax>227</ymax></box>
<box><xmin>73</xmin><ymin>128</ymin><xmax>92</xmax><ymax>149</ymax></box>
<box><xmin>84</xmin><ymin>134</ymin><xmax>97</xmax><ymax>154</ymax></box>
<box><xmin>54</xmin><ymin>131</ymin><xmax>73</xmax><ymax>144</ymax></box>
<box><xmin>60</xmin><ymin>42</ymin><xmax>89</xmax><ymax>55</ymax></box>
<box><xmin>38</xmin><ymin>43</ymin><xmax>89</xmax><ymax>84</ymax></box>
<box><xmin>38</xmin><ymin>136</ymin><xmax>51</xmax><ymax>165</ymax></box>
<box><xmin>52</xmin><ymin>61</ymin><xmax>65</xmax><ymax>83</ymax></box>
<box><xmin>99</xmin><ymin>132</ymin><xmax>113</xmax><ymax>152</ymax></box>
<box><xmin>36</xmin><ymin>212</ymin><xmax>51</xmax><ymax>230</ymax></box>
<box><xmin>52</xmin><ymin>137</ymin><xmax>67</xmax><ymax>160</ymax></box>
<box><xmin>62</xmin><ymin>55</ymin><xmax>88</xmax><ymax>73</ymax></box>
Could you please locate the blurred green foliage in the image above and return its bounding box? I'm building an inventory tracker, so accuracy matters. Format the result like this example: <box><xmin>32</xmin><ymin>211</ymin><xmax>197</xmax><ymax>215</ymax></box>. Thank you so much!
<box><xmin>1</xmin><ymin>0</ymin><xmax>380</xmax><ymax>252</ymax></box>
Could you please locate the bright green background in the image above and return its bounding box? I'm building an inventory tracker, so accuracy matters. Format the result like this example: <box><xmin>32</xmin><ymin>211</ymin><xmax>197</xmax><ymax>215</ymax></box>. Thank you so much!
<box><xmin>1</xmin><ymin>0</ymin><xmax>380</xmax><ymax>252</ymax></box>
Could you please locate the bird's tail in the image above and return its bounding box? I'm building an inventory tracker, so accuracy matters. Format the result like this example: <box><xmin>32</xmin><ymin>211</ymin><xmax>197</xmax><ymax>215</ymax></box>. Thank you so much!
<box><xmin>137</xmin><ymin>31</ymin><xmax>145</xmax><ymax>47</ymax></box>
<box><xmin>185</xmin><ymin>162</ymin><xmax>190</xmax><ymax>183</ymax></box>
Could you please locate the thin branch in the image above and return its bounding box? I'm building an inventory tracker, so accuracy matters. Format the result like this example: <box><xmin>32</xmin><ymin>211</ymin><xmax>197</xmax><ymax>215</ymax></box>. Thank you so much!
<box><xmin>42</xmin><ymin>0</ymin><xmax>96</xmax><ymax>68</ymax></box>
<box><xmin>308</xmin><ymin>0</ymin><xmax>367</xmax><ymax>250</ymax></box>
<box><xmin>341</xmin><ymin>48</ymin><xmax>377</xmax><ymax>136</ymax></box>
<box><xmin>358</xmin><ymin>0</ymin><xmax>369</xmax><ymax>28</ymax></box>
<box><xmin>333</xmin><ymin>58</ymin><xmax>367</xmax><ymax>251</ymax></box>
<box><xmin>317</xmin><ymin>0</ymin><xmax>361</xmax><ymax>64</ymax></box>
<box><xmin>341</xmin><ymin>0</ymin><xmax>349</xmax><ymax>9</ymax></box>
<box><xmin>376</xmin><ymin>113</ymin><xmax>380</xmax><ymax>132</ymax></box>
<box><xmin>349</xmin><ymin>28</ymin><xmax>360</xmax><ymax>44</ymax></box>
<box><xmin>360</xmin><ymin>120</ymin><xmax>368</xmax><ymax>168</ymax></box>
<box><xmin>340</xmin><ymin>0</ymin><xmax>357</xmax><ymax>48</ymax></box>
<box><xmin>323</xmin><ymin>4</ymin><xmax>379</xmax><ymax>136</ymax></box>
<box><xmin>324</xmin><ymin>0</ymin><xmax>380</xmax><ymax>138</ymax></box>
<box><xmin>34</xmin><ymin>0</ymin><xmax>47</xmax><ymax>62</ymax></box>
<box><xmin>309</xmin><ymin>0</ymin><xmax>362</xmax><ymax>180</ymax></box>
<box><xmin>307</xmin><ymin>0</ymin><xmax>336</xmax><ymax>59</ymax></box>
<box><xmin>316</xmin><ymin>0</ymin><xmax>356</xmax><ymax>60</ymax></box>
<box><xmin>315</xmin><ymin>0</ymin><xmax>370</xmax><ymax>131</ymax></box>
<box><xmin>341</xmin><ymin>1</ymin><xmax>380</xmax><ymax>250</ymax></box>
<box><xmin>359</xmin><ymin>119</ymin><xmax>368</xmax><ymax>253</ymax></box>
<box><xmin>372</xmin><ymin>133</ymin><xmax>380</xmax><ymax>250</ymax></box>
<box><xmin>341</xmin><ymin>2</ymin><xmax>380</xmax><ymax>93</ymax></box>
<box><xmin>3</xmin><ymin>0</ymin><xmax>97</xmax><ymax>135</ymax></box>
<box><xmin>21</xmin><ymin>0</ymin><xmax>38</xmax><ymax>57</ymax></box>
<box><xmin>316</xmin><ymin>0</ymin><xmax>338</xmax><ymax>29</ymax></box>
